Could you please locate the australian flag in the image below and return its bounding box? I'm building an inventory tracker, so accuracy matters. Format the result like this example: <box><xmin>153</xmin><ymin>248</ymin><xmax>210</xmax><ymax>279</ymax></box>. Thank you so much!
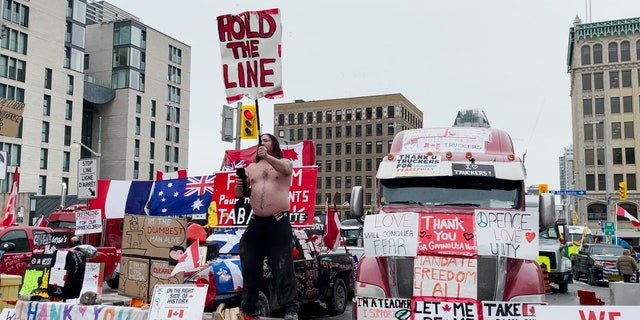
<box><xmin>148</xmin><ymin>175</ymin><xmax>215</xmax><ymax>216</ymax></box>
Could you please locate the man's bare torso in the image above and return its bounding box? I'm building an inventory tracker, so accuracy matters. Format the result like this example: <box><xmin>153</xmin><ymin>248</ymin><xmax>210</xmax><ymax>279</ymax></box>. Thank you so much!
<box><xmin>247</xmin><ymin>159</ymin><xmax>292</xmax><ymax>217</ymax></box>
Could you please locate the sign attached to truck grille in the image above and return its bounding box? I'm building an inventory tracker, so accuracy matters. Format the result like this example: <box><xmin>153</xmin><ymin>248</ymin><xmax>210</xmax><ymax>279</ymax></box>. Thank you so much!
<box><xmin>452</xmin><ymin>163</ymin><xmax>495</xmax><ymax>177</ymax></box>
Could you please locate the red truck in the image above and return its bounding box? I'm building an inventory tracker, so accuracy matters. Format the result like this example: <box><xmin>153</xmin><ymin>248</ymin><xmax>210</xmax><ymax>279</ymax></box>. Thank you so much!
<box><xmin>0</xmin><ymin>225</ymin><xmax>118</xmax><ymax>282</ymax></box>
<box><xmin>350</xmin><ymin>110</ymin><xmax>555</xmax><ymax>318</ymax></box>
<box><xmin>45</xmin><ymin>203</ymin><xmax>121</xmax><ymax>288</ymax></box>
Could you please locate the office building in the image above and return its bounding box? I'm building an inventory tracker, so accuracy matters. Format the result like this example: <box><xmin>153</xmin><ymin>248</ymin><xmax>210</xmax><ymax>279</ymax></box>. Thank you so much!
<box><xmin>567</xmin><ymin>16</ymin><xmax>639</xmax><ymax>238</ymax></box>
<box><xmin>0</xmin><ymin>0</ymin><xmax>190</xmax><ymax>202</ymax></box>
<box><xmin>274</xmin><ymin>93</ymin><xmax>423</xmax><ymax>216</ymax></box>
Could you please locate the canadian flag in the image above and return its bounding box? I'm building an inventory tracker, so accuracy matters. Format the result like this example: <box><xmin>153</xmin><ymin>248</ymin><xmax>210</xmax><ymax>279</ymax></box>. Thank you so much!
<box><xmin>170</xmin><ymin>239</ymin><xmax>200</xmax><ymax>277</ymax></box>
<box><xmin>156</xmin><ymin>169</ymin><xmax>187</xmax><ymax>181</ymax></box>
<box><xmin>616</xmin><ymin>205</ymin><xmax>640</xmax><ymax>227</ymax></box>
<box><xmin>1</xmin><ymin>167</ymin><xmax>19</xmax><ymax>227</ymax></box>
<box><xmin>324</xmin><ymin>194</ymin><xmax>341</xmax><ymax>251</ymax></box>
<box><xmin>223</xmin><ymin>140</ymin><xmax>315</xmax><ymax>171</ymax></box>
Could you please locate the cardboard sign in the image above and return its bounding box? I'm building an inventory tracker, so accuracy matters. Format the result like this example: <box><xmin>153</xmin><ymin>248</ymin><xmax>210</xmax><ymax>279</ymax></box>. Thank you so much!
<box><xmin>482</xmin><ymin>301</ymin><xmax>546</xmax><ymax>320</ymax></box>
<box><xmin>80</xmin><ymin>262</ymin><xmax>104</xmax><ymax>295</ymax></box>
<box><xmin>147</xmin><ymin>284</ymin><xmax>208</xmax><ymax>320</ymax></box>
<box><xmin>475</xmin><ymin>209</ymin><xmax>539</xmax><ymax>260</ymax></box>
<box><xmin>75</xmin><ymin>209</ymin><xmax>103</xmax><ymax>234</ymax></box>
<box><xmin>0</xmin><ymin>97</ymin><xmax>25</xmax><ymax>137</ymax></box>
<box><xmin>120</xmin><ymin>215</ymin><xmax>187</xmax><ymax>300</ymax></box>
<box><xmin>413</xmin><ymin>256</ymin><xmax>477</xmax><ymax>299</ymax></box>
<box><xmin>418</xmin><ymin>213</ymin><xmax>476</xmax><ymax>256</ymax></box>
<box><xmin>19</xmin><ymin>267</ymin><xmax>49</xmax><ymax>298</ymax></box>
<box><xmin>363</xmin><ymin>212</ymin><xmax>419</xmax><ymax>257</ymax></box>
<box><xmin>211</xmin><ymin>167</ymin><xmax>317</xmax><ymax>226</ymax></box>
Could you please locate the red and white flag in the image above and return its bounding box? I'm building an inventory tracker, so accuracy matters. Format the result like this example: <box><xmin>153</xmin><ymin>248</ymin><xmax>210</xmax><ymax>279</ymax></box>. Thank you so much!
<box><xmin>1</xmin><ymin>167</ymin><xmax>19</xmax><ymax>227</ymax></box>
<box><xmin>617</xmin><ymin>204</ymin><xmax>640</xmax><ymax>227</ymax></box>
<box><xmin>324</xmin><ymin>194</ymin><xmax>341</xmax><ymax>251</ymax></box>
<box><xmin>156</xmin><ymin>169</ymin><xmax>187</xmax><ymax>181</ymax></box>
<box><xmin>170</xmin><ymin>239</ymin><xmax>200</xmax><ymax>277</ymax></box>
<box><xmin>223</xmin><ymin>140</ymin><xmax>315</xmax><ymax>171</ymax></box>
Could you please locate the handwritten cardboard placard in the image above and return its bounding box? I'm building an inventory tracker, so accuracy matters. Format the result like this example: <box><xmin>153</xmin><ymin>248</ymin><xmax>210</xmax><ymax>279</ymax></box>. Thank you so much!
<box><xmin>14</xmin><ymin>300</ymin><xmax>148</xmax><ymax>320</ymax></box>
<box><xmin>535</xmin><ymin>305</ymin><xmax>640</xmax><ymax>320</ymax></box>
<box><xmin>75</xmin><ymin>209</ymin><xmax>103</xmax><ymax>235</ymax></box>
<box><xmin>418</xmin><ymin>213</ymin><xmax>476</xmax><ymax>256</ymax></box>
<box><xmin>482</xmin><ymin>301</ymin><xmax>546</xmax><ymax>320</ymax></box>
<box><xmin>413</xmin><ymin>255</ymin><xmax>477</xmax><ymax>299</ymax></box>
<box><xmin>363</xmin><ymin>212</ymin><xmax>418</xmax><ymax>257</ymax></box>
<box><xmin>354</xmin><ymin>297</ymin><xmax>411</xmax><ymax>320</ymax></box>
<box><xmin>475</xmin><ymin>209</ymin><xmax>539</xmax><ymax>260</ymax></box>
<box><xmin>412</xmin><ymin>297</ymin><xmax>481</xmax><ymax>320</ymax></box>
<box><xmin>147</xmin><ymin>284</ymin><xmax>208</xmax><ymax>320</ymax></box>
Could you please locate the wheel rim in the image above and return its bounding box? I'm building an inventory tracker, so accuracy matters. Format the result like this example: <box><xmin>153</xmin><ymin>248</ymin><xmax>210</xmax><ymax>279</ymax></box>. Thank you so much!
<box><xmin>336</xmin><ymin>283</ymin><xmax>346</xmax><ymax>311</ymax></box>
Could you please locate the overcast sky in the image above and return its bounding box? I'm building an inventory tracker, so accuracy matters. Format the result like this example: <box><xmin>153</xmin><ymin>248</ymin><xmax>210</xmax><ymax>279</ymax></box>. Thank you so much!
<box><xmin>108</xmin><ymin>0</ymin><xmax>640</xmax><ymax>190</ymax></box>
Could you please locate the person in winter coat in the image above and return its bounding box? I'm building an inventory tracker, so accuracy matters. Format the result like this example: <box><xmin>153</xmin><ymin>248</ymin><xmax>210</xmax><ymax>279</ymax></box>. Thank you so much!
<box><xmin>616</xmin><ymin>249</ymin><xmax>638</xmax><ymax>283</ymax></box>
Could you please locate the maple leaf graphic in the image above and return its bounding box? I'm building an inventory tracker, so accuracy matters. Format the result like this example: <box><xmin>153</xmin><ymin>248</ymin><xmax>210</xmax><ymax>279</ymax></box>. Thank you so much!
<box><xmin>442</xmin><ymin>304</ymin><xmax>452</xmax><ymax>312</ymax></box>
<box><xmin>282</xmin><ymin>148</ymin><xmax>299</xmax><ymax>161</ymax></box>
<box><xmin>529</xmin><ymin>306</ymin><xmax>536</xmax><ymax>315</ymax></box>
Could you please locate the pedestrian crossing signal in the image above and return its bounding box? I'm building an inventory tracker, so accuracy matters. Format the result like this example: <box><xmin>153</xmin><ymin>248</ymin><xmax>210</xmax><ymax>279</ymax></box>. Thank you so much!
<box><xmin>240</xmin><ymin>105</ymin><xmax>258</xmax><ymax>139</ymax></box>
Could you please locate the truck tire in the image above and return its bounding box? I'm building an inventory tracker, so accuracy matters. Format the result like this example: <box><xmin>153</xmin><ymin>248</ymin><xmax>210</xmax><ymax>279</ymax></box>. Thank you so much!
<box><xmin>107</xmin><ymin>273</ymin><xmax>119</xmax><ymax>289</ymax></box>
<box><xmin>557</xmin><ymin>283</ymin><xmax>568</xmax><ymax>293</ymax></box>
<box><xmin>572</xmin><ymin>269</ymin><xmax>580</xmax><ymax>281</ymax></box>
<box><xmin>326</xmin><ymin>278</ymin><xmax>347</xmax><ymax>316</ymax></box>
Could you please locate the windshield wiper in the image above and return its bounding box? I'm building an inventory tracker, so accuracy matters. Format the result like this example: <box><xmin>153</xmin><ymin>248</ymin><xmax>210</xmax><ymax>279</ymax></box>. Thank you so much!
<box><xmin>387</xmin><ymin>200</ymin><xmax>424</xmax><ymax>206</ymax></box>
<box><xmin>435</xmin><ymin>203</ymin><xmax>480</xmax><ymax>207</ymax></box>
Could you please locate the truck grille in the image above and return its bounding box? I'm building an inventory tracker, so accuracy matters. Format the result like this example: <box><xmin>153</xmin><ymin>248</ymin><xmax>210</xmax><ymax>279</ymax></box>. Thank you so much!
<box><xmin>538</xmin><ymin>252</ymin><xmax>557</xmax><ymax>269</ymax></box>
<box><xmin>387</xmin><ymin>255</ymin><xmax>504</xmax><ymax>300</ymax></box>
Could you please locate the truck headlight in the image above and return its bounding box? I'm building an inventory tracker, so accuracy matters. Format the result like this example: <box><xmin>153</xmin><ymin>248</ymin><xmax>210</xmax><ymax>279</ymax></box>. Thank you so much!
<box><xmin>354</xmin><ymin>281</ymin><xmax>386</xmax><ymax>298</ymax></box>
<box><xmin>562</xmin><ymin>258</ymin><xmax>572</xmax><ymax>271</ymax></box>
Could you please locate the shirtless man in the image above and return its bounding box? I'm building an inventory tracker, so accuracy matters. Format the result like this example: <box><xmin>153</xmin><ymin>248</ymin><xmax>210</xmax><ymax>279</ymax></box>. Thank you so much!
<box><xmin>236</xmin><ymin>133</ymin><xmax>299</xmax><ymax>320</ymax></box>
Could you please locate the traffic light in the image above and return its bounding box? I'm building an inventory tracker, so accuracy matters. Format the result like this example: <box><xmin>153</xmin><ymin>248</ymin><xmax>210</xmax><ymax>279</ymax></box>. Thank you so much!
<box><xmin>619</xmin><ymin>181</ymin><xmax>627</xmax><ymax>200</ymax></box>
<box><xmin>240</xmin><ymin>105</ymin><xmax>258</xmax><ymax>139</ymax></box>
<box><xmin>220</xmin><ymin>105</ymin><xmax>234</xmax><ymax>143</ymax></box>
<box><xmin>538</xmin><ymin>183</ymin><xmax>549</xmax><ymax>194</ymax></box>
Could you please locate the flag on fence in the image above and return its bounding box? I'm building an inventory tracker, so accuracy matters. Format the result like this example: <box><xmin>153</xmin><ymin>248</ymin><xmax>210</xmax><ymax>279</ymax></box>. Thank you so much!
<box><xmin>616</xmin><ymin>205</ymin><xmax>640</xmax><ymax>227</ymax></box>
<box><xmin>148</xmin><ymin>175</ymin><xmax>215</xmax><ymax>216</ymax></box>
<box><xmin>170</xmin><ymin>240</ymin><xmax>200</xmax><ymax>277</ymax></box>
<box><xmin>89</xmin><ymin>180</ymin><xmax>154</xmax><ymax>219</ymax></box>
<box><xmin>324</xmin><ymin>195</ymin><xmax>341</xmax><ymax>251</ymax></box>
<box><xmin>1</xmin><ymin>167</ymin><xmax>19</xmax><ymax>227</ymax></box>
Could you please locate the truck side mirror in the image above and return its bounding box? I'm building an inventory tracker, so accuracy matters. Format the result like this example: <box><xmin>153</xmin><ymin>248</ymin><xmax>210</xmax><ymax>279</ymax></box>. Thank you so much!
<box><xmin>538</xmin><ymin>193</ymin><xmax>555</xmax><ymax>229</ymax></box>
<box><xmin>350</xmin><ymin>186</ymin><xmax>364</xmax><ymax>218</ymax></box>
<box><xmin>0</xmin><ymin>242</ymin><xmax>16</xmax><ymax>252</ymax></box>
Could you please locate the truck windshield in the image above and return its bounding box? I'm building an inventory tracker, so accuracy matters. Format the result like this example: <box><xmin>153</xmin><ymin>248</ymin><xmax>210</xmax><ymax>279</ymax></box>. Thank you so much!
<box><xmin>380</xmin><ymin>176</ymin><xmax>521</xmax><ymax>209</ymax></box>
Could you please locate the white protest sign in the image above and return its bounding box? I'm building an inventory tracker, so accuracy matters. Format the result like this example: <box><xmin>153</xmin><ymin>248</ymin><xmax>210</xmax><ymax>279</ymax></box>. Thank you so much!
<box><xmin>475</xmin><ymin>209</ymin><xmax>538</xmax><ymax>260</ymax></box>
<box><xmin>482</xmin><ymin>301</ymin><xmax>546</xmax><ymax>320</ymax></box>
<box><xmin>75</xmin><ymin>209</ymin><xmax>103</xmax><ymax>235</ymax></box>
<box><xmin>147</xmin><ymin>284</ymin><xmax>208</xmax><ymax>320</ymax></box>
<box><xmin>80</xmin><ymin>262</ymin><xmax>103</xmax><ymax>295</ymax></box>
<box><xmin>412</xmin><ymin>298</ymin><xmax>481</xmax><ymax>320</ymax></box>
<box><xmin>0</xmin><ymin>308</ymin><xmax>15</xmax><ymax>320</ymax></box>
<box><xmin>536</xmin><ymin>305</ymin><xmax>640</xmax><ymax>320</ymax></box>
<box><xmin>354</xmin><ymin>297</ymin><xmax>411</xmax><ymax>320</ymax></box>
<box><xmin>413</xmin><ymin>255</ymin><xmax>477</xmax><ymax>299</ymax></box>
<box><xmin>49</xmin><ymin>250</ymin><xmax>68</xmax><ymax>289</ymax></box>
<box><xmin>363</xmin><ymin>212</ymin><xmax>418</xmax><ymax>257</ymax></box>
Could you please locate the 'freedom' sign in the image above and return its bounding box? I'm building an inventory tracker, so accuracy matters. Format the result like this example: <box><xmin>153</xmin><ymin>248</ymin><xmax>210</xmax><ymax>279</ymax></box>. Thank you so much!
<box><xmin>217</xmin><ymin>8</ymin><xmax>283</xmax><ymax>103</ymax></box>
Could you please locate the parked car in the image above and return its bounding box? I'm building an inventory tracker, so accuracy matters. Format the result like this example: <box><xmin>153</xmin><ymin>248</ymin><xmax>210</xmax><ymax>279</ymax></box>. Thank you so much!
<box><xmin>571</xmin><ymin>243</ymin><xmax>625</xmax><ymax>285</ymax></box>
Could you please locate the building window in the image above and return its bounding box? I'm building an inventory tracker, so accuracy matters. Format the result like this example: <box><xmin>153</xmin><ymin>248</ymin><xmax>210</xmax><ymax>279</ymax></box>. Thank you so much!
<box><xmin>169</xmin><ymin>45</ymin><xmax>182</xmax><ymax>64</ymax></box>
<box><xmin>336</xmin><ymin>176</ymin><xmax>342</xmax><ymax>188</ymax></box>
<box><xmin>621</xmin><ymin>41</ymin><xmax>631</xmax><ymax>61</ymax></box>
<box><xmin>326</xmin><ymin>127</ymin><xmax>332</xmax><ymax>139</ymax></box>
<box><xmin>167</xmin><ymin>85</ymin><xmax>180</xmax><ymax>103</ymax></box>
<box><xmin>325</xmin><ymin>161</ymin><xmax>332</xmax><ymax>172</ymax></box>
<box><xmin>366</xmin><ymin>141</ymin><xmax>372</xmax><ymax>154</ymax></box>
<box><xmin>611</xmin><ymin>97</ymin><xmax>620</xmax><ymax>113</ymax></box>
<box><xmin>41</xmin><ymin>122</ymin><xmax>49</xmax><ymax>143</ymax></box>
<box><xmin>168</xmin><ymin>65</ymin><xmax>181</xmax><ymax>84</ymax></box>
<box><xmin>376</xmin><ymin>141</ymin><xmax>383</xmax><ymax>153</ymax></box>
<box><xmin>597</xmin><ymin>173</ymin><xmax>605</xmax><ymax>191</ymax></box>
<box><xmin>621</xmin><ymin>70</ymin><xmax>632</xmax><ymax>87</ymax></box>
<box><xmin>165</xmin><ymin>145</ymin><xmax>170</xmax><ymax>161</ymax></box>
<box><xmin>346</xmin><ymin>159</ymin><xmax>352</xmax><ymax>171</ymax></box>
<box><xmin>44</xmin><ymin>68</ymin><xmax>52</xmax><ymax>89</ymax></box>
<box><xmin>151</xmin><ymin>121</ymin><xmax>156</xmax><ymax>138</ymax></box>
<box><xmin>297</xmin><ymin>128</ymin><xmax>302</xmax><ymax>141</ymax></box>
<box><xmin>627</xmin><ymin>174</ymin><xmax>637</xmax><ymax>190</ymax></box>
<box><xmin>612</xmin><ymin>122</ymin><xmax>621</xmax><ymax>139</ymax></box>
<box><xmin>366</xmin><ymin>176</ymin><xmax>372</xmax><ymax>188</ymax></box>
<box><xmin>64</xmin><ymin>126</ymin><xmax>72</xmax><ymax>146</ymax></box>
<box><xmin>306</xmin><ymin>128</ymin><xmax>312</xmax><ymax>140</ymax></box>
<box><xmin>336</xmin><ymin>143</ymin><xmax>342</xmax><ymax>155</ymax></box>
<box><xmin>609</xmin><ymin>42</ymin><xmax>618</xmax><ymax>63</ymax></box>
<box><xmin>583</xmin><ymin>99</ymin><xmax>592</xmax><ymax>116</ymax></box>
<box><xmin>345</xmin><ymin>125</ymin><xmax>352</xmax><ymax>137</ymax></box>
<box><xmin>1</xmin><ymin>26</ymin><xmax>27</xmax><ymax>55</ymax></box>
<box><xmin>614</xmin><ymin>148</ymin><xmax>623</xmax><ymax>164</ymax></box>
<box><xmin>134</xmin><ymin>139</ymin><xmax>140</xmax><ymax>157</ymax></box>
<box><xmin>376</xmin><ymin>123</ymin><xmax>383</xmax><ymax>136</ymax></box>
<box><xmin>356</xmin><ymin>125</ymin><xmax>362</xmax><ymax>137</ymax></box>
<box><xmin>345</xmin><ymin>143</ymin><xmax>351</xmax><ymax>154</ymax></box>
<box><xmin>335</xmin><ymin>126</ymin><xmax>341</xmax><ymax>138</ymax></box>
<box><xmin>39</xmin><ymin>176</ymin><xmax>47</xmax><ymax>195</ymax></box>
<box><xmin>316</xmin><ymin>144</ymin><xmax>322</xmax><ymax>156</ymax></box>
<box><xmin>325</xmin><ymin>143</ymin><xmax>332</xmax><ymax>155</ymax></box>
<box><xmin>65</xmin><ymin>100</ymin><xmax>73</xmax><ymax>120</ymax></box>
<box><xmin>150</xmin><ymin>142</ymin><xmax>155</xmax><ymax>159</ymax></box>
<box><xmin>584</xmin><ymin>148</ymin><xmax>594</xmax><ymax>165</ymax></box>
<box><xmin>135</xmin><ymin>117</ymin><xmax>140</xmax><ymax>135</ymax></box>
<box><xmin>581</xmin><ymin>45</ymin><xmax>591</xmax><ymax>65</ymax></box>
<box><xmin>316</xmin><ymin>111</ymin><xmax>322</xmax><ymax>123</ymax></box>
<box><xmin>63</xmin><ymin>151</ymin><xmax>70</xmax><ymax>172</ymax></box>
<box><xmin>174</xmin><ymin>127</ymin><xmax>180</xmax><ymax>143</ymax></box>
<box><xmin>40</xmin><ymin>149</ymin><xmax>48</xmax><ymax>169</ymax></box>
<box><xmin>594</xmin><ymin>98</ymin><xmax>604</xmax><ymax>115</ymax></box>
<box><xmin>626</xmin><ymin>148</ymin><xmax>635</xmax><ymax>164</ymax></box>
<box><xmin>582</xmin><ymin>74</ymin><xmax>591</xmax><ymax>91</ymax></box>
<box><xmin>336</xmin><ymin>160</ymin><xmax>342</xmax><ymax>172</ymax></box>
<box><xmin>593</xmin><ymin>44</ymin><xmax>602</xmax><ymax>64</ymax></box>
<box><xmin>325</xmin><ymin>111</ymin><xmax>332</xmax><ymax>122</ymax></box>
<box><xmin>325</xmin><ymin>177</ymin><xmax>332</xmax><ymax>188</ymax></box>
<box><xmin>624</xmin><ymin>121</ymin><xmax>634</xmax><ymax>139</ymax></box>
<box><xmin>297</xmin><ymin>113</ymin><xmax>303</xmax><ymax>124</ymax></box>
<box><xmin>356</xmin><ymin>142</ymin><xmax>362</xmax><ymax>154</ymax></box>
<box><xmin>0</xmin><ymin>54</ymin><xmax>26</xmax><ymax>82</ymax></box>
<box><xmin>594</xmin><ymin>72</ymin><xmax>603</xmax><ymax>90</ymax></box>
<box><xmin>623</xmin><ymin>96</ymin><xmax>632</xmax><ymax>113</ymax></box>
<box><xmin>166</xmin><ymin>125</ymin><xmax>171</xmax><ymax>141</ymax></box>
<box><xmin>287</xmin><ymin>113</ymin><xmax>294</xmax><ymax>124</ymax></box>
<box><xmin>366</xmin><ymin>124</ymin><xmax>372</xmax><ymax>137</ymax></box>
<box><xmin>67</xmin><ymin>75</ymin><xmax>74</xmax><ymax>95</ymax></box>
<box><xmin>136</xmin><ymin>95</ymin><xmax>142</xmax><ymax>113</ymax></box>
<box><xmin>336</xmin><ymin>110</ymin><xmax>342</xmax><ymax>121</ymax></box>
<box><xmin>134</xmin><ymin>161</ymin><xmax>139</xmax><ymax>179</ymax></box>
<box><xmin>356</xmin><ymin>108</ymin><xmax>362</xmax><ymax>120</ymax></box>
<box><xmin>387</xmin><ymin>123</ymin><xmax>396</xmax><ymax>135</ymax></box>
<box><xmin>376</xmin><ymin>107</ymin><xmax>383</xmax><ymax>118</ymax></box>
<box><xmin>346</xmin><ymin>109</ymin><xmax>352</xmax><ymax>120</ymax></box>
<box><xmin>609</xmin><ymin>71</ymin><xmax>619</xmax><ymax>88</ymax></box>
<box><xmin>43</xmin><ymin>95</ymin><xmax>51</xmax><ymax>116</ymax></box>
<box><xmin>366</xmin><ymin>159</ymin><xmax>372</xmax><ymax>171</ymax></box>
